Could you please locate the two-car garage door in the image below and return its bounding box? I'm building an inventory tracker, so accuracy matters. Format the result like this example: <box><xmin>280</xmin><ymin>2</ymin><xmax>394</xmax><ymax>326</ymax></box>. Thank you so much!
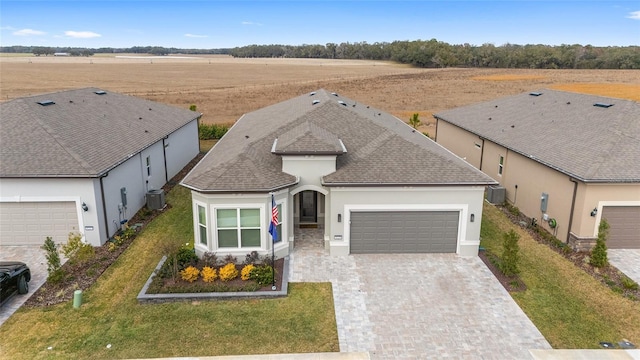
<box><xmin>350</xmin><ymin>211</ymin><xmax>459</xmax><ymax>254</ymax></box>
<box><xmin>602</xmin><ymin>206</ymin><xmax>640</xmax><ymax>249</ymax></box>
<box><xmin>0</xmin><ymin>202</ymin><xmax>79</xmax><ymax>245</ymax></box>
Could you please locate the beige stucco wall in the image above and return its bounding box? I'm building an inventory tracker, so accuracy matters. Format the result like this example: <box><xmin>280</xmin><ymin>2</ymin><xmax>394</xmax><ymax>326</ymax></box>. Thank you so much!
<box><xmin>436</xmin><ymin>120</ymin><xmax>640</xmax><ymax>244</ymax></box>
<box><xmin>435</xmin><ymin>121</ymin><xmax>483</xmax><ymax>169</ymax></box>
<box><xmin>498</xmin><ymin>150</ymin><xmax>576</xmax><ymax>240</ymax></box>
<box><xmin>574</xmin><ymin>183</ymin><xmax>640</xmax><ymax>238</ymax></box>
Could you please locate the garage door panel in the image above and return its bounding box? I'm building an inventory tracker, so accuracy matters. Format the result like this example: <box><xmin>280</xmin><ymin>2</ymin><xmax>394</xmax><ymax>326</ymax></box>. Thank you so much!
<box><xmin>0</xmin><ymin>202</ymin><xmax>79</xmax><ymax>245</ymax></box>
<box><xmin>351</xmin><ymin>211</ymin><xmax>459</xmax><ymax>254</ymax></box>
<box><xmin>603</xmin><ymin>206</ymin><xmax>640</xmax><ymax>249</ymax></box>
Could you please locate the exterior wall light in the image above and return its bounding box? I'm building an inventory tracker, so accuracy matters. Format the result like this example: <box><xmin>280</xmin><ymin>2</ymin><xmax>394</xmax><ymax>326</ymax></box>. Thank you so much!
<box><xmin>82</xmin><ymin>202</ymin><xmax>89</xmax><ymax>212</ymax></box>
<box><xmin>470</xmin><ymin>213</ymin><xmax>475</xmax><ymax>222</ymax></box>
<box><xmin>590</xmin><ymin>208</ymin><xmax>597</xmax><ymax>217</ymax></box>
<box><xmin>337</xmin><ymin>213</ymin><xmax>342</xmax><ymax>223</ymax></box>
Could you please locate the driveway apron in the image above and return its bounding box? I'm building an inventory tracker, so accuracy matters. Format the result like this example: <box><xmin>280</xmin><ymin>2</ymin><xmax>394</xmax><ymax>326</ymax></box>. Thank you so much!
<box><xmin>609</xmin><ymin>249</ymin><xmax>640</xmax><ymax>285</ymax></box>
<box><xmin>289</xmin><ymin>231</ymin><xmax>551</xmax><ymax>359</ymax></box>
<box><xmin>0</xmin><ymin>246</ymin><xmax>47</xmax><ymax>326</ymax></box>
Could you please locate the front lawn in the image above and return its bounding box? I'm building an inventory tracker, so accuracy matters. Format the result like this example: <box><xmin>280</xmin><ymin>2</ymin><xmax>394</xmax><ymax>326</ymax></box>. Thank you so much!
<box><xmin>481</xmin><ymin>203</ymin><xmax>640</xmax><ymax>349</ymax></box>
<box><xmin>0</xmin><ymin>185</ymin><xmax>338</xmax><ymax>359</ymax></box>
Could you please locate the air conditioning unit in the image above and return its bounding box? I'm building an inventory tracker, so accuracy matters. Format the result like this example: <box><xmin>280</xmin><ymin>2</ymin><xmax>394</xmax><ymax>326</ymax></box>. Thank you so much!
<box><xmin>146</xmin><ymin>189</ymin><xmax>165</xmax><ymax>210</ymax></box>
<box><xmin>486</xmin><ymin>185</ymin><xmax>506</xmax><ymax>204</ymax></box>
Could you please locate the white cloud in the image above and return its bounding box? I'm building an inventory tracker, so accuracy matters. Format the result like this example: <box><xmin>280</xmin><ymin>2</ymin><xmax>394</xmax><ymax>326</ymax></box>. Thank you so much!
<box><xmin>241</xmin><ymin>21</ymin><xmax>262</xmax><ymax>26</ymax></box>
<box><xmin>1</xmin><ymin>26</ymin><xmax>16</xmax><ymax>31</ymax></box>
<box><xmin>185</xmin><ymin>33</ymin><xmax>208</xmax><ymax>38</ymax></box>
<box><xmin>627</xmin><ymin>11</ymin><xmax>640</xmax><ymax>19</ymax></box>
<box><xmin>13</xmin><ymin>28</ymin><xmax>46</xmax><ymax>36</ymax></box>
<box><xmin>64</xmin><ymin>31</ymin><xmax>101</xmax><ymax>39</ymax></box>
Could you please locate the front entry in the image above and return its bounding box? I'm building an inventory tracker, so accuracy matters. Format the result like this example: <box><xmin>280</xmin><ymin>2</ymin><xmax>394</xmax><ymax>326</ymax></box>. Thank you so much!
<box><xmin>299</xmin><ymin>191</ymin><xmax>317</xmax><ymax>223</ymax></box>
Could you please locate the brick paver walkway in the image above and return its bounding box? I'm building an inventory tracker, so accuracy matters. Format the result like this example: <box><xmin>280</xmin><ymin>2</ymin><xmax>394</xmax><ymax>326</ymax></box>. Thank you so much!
<box><xmin>289</xmin><ymin>228</ymin><xmax>551</xmax><ymax>359</ymax></box>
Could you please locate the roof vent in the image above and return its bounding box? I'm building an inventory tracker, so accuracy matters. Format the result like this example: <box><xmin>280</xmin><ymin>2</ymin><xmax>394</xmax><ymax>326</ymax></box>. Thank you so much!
<box><xmin>94</xmin><ymin>90</ymin><xmax>107</xmax><ymax>95</ymax></box>
<box><xmin>312</xmin><ymin>100</ymin><xmax>320</xmax><ymax>105</ymax></box>
<box><xmin>37</xmin><ymin>100</ymin><xmax>55</xmax><ymax>106</ymax></box>
<box><xmin>331</xmin><ymin>92</ymin><xmax>338</xmax><ymax>97</ymax></box>
<box><xmin>529</xmin><ymin>92</ymin><xmax>543</xmax><ymax>96</ymax></box>
<box><xmin>593</xmin><ymin>103</ymin><xmax>613</xmax><ymax>108</ymax></box>
<box><xmin>309</xmin><ymin>92</ymin><xmax>316</xmax><ymax>96</ymax></box>
<box><xmin>338</xmin><ymin>101</ymin><xmax>347</xmax><ymax>106</ymax></box>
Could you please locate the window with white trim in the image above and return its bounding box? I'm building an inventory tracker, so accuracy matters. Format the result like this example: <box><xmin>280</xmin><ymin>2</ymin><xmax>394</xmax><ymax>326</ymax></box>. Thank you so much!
<box><xmin>197</xmin><ymin>205</ymin><xmax>207</xmax><ymax>246</ymax></box>
<box><xmin>146</xmin><ymin>156</ymin><xmax>151</xmax><ymax>177</ymax></box>
<box><xmin>216</xmin><ymin>208</ymin><xmax>261</xmax><ymax>248</ymax></box>
<box><xmin>498</xmin><ymin>155</ymin><xmax>504</xmax><ymax>176</ymax></box>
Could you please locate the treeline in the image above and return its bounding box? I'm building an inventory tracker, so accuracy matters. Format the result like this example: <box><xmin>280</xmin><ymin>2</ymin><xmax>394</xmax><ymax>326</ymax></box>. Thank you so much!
<box><xmin>0</xmin><ymin>45</ymin><xmax>232</xmax><ymax>56</ymax></box>
<box><xmin>229</xmin><ymin>40</ymin><xmax>640</xmax><ymax>69</ymax></box>
<box><xmin>3</xmin><ymin>40</ymin><xmax>639</xmax><ymax>69</ymax></box>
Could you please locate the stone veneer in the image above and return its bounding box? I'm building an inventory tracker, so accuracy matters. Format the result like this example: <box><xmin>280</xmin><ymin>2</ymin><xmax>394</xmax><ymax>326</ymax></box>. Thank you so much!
<box><xmin>137</xmin><ymin>256</ymin><xmax>289</xmax><ymax>304</ymax></box>
<box><xmin>568</xmin><ymin>232</ymin><xmax>597</xmax><ymax>252</ymax></box>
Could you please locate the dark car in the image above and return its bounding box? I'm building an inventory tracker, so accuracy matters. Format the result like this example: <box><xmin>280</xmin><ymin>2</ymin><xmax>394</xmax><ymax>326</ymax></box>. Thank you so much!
<box><xmin>0</xmin><ymin>261</ymin><xmax>31</xmax><ymax>306</ymax></box>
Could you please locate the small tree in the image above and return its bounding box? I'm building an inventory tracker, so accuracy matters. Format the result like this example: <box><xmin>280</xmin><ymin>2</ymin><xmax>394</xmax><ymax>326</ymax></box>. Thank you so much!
<box><xmin>42</xmin><ymin>236</ymin><xmax>64</xmax><ymax>282</ymax></box>
<box><xmin>189</xmin><ymin>104</ymin><xmax>197</xmax><ymax>112</ymax></box>
<box><xmin>500</xmin><ymin>230</ymin><xmax>520</xmax><ymax>276</ymax></box>
<box><xmin>409</xmin><ymin>113</ymin><xmax>421</xmax><ymax>129</ymax></box>
<box><xmin>590</xmin><ymin>218</ymin><xmax>609</xmax><ymax>268</ymax></box>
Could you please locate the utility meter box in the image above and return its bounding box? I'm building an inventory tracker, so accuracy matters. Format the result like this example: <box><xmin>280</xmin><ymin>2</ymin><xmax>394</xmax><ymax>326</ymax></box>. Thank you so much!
<box><xmin>540</xmin><ymin>193</ymin><xmax>549</xmax><ymax>212</ymax></box>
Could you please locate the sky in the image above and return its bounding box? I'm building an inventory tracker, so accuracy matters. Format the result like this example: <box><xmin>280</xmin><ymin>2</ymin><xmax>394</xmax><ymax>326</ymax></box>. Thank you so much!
<box><xmin>1</xmin><ymin>1</ymin><xmax>639</xmax><ymax>49</ymax></box>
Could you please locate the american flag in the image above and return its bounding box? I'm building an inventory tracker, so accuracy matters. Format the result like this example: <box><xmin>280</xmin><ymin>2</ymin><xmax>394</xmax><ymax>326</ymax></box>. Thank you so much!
<box><xmin>269</xmin><ymin>194</ymin><xmax>278</xmax><ymax>242</ymax></box>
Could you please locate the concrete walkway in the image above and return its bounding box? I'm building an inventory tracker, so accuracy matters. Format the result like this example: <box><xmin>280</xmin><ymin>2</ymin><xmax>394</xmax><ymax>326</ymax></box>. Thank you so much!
<box><xmin>289</xmin><ymin>229</ymin><xmax>551</xmax><ymax>359</ymax></box>
<box><xmin>609</xmin><ymin>249</ymin><xmax>640</xmax><ymax>285</ymax></box>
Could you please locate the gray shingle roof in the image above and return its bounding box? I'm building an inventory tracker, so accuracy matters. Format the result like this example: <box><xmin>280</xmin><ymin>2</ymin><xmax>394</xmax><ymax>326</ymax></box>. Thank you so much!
<box><xmin>434</xmin><ymin>89</ymin><xmax>640</xmax><ymax>183</ymax></box>
<box><xmin>0</xmin><ymin>88</ymin><xmax>200</xmax><ymax>177</ymax></box>
<box><xmin>181</xmin><ymin>89</ymin><xmax>496</xmax><ymax>192</ymax></box>
<box><xmin>273</xmin><ymin>121</ymin><xmax>345</xmax><ymax>155</ymax></box>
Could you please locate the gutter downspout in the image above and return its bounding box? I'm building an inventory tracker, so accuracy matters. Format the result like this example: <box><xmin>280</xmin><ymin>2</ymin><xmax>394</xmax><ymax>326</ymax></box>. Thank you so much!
<box><xmin>567</xmin><ymin>177</ymin><xmax>579</xmax><ymax>244</ymax></box>
<box><xmin>162</xmin><ymin>136</ymin><xmax>169</xmax><ymax>183</ymax></box>
<box><xmin>99</xmin><ymin>172</ymin><xmax>110</xmax><ymax>241</ymax></box>
<box><xmin>433</xmin><ymin>115</ymin><xmax>439</xmax><ymax>142</ymax></box>
<box><xmin>479</xmin><ymin>138</ymin><xmax>485</xmax><ymax>171</ymax></box>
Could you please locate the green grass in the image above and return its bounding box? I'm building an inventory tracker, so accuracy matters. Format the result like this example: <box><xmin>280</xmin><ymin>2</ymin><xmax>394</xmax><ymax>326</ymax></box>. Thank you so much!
<box><xmin>0</xmin><ymin>185</ymin><xmax>338</xmax><ymax>359</ymax></box>
<box><xmin>481</xmin><ymin>203</ymin><xmax>640</xmax><ymax>348</ymax></box>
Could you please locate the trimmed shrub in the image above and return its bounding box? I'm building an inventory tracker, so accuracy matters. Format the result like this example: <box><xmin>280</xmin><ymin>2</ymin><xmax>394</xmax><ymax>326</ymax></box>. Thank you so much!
<box><xmin>219</xmin><ymin>263</ymin><xmax>239</xmax><ymax>282</ymax></box>
<box><xmin>201</xmin><ymin>266</ymin><xmax>217</xmax><ymax>283</ymax></box>
<box><xmin>590</xmin><ymin>219</ymin><xmax>609</xmax><ymax>268</ymax></box>
<box><xmin>180</xmin><ymin>266</ymin><xmax>200</xmax><ymax>283</ymax></box>
<box><xmin>241</xmin><ymin>264</ymin><xmax>255</xmax><ymax>280</ymax></box>
<box><xmin>500</xmin><ymin>230</ymin><xmax>520</xmax><ymax>276</ymax></box>
<box><xmin>250</xmin><ymin>265</ymin><xmax>274</xmax><ymax>286</ymax></box>
<box><xmin>42</xmin><ymin>236</ymin><xmax>64</xmax><ymax>283</ymax></box>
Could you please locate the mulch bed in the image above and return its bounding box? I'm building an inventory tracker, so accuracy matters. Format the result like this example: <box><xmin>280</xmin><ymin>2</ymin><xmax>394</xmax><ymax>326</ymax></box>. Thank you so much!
<box><xmin>478</xmin><ymin>250</ymin><xmax>527</xmax><ymax>292</ymax></box>
<box><xmin>148</xmin><ymin>258</ymin><xmax>285</xmax><ymax>294</ymax></box>
<box><xmin>25</xmin><ymin>152</ymin><xmax>206</xmax><ymax>308</ymax></box>
<box><xmin>494</xmin><ymin>205</ymin><xmax>639</xmax><ymax>300</ymax></box>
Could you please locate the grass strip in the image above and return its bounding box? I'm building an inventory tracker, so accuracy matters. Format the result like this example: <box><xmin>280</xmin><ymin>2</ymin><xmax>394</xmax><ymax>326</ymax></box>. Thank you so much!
<box><xmin>0</xmin><ymin>186</ymin><xmax>338</xmax><ymax>359</ymax></box>
<box><xmin>481</xmin><ymin>203</ymin><xmax>640</xmax><ymax>348</ymax></box>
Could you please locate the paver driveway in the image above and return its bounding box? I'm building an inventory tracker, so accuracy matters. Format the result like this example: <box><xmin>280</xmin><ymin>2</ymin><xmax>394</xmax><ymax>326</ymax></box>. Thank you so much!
<box><xmin>0</xmin><ymin>245</ymin><xmax>63</xmax><ymax>327</ymax></box>
<box><xmin>609</xmin><ymin>249</ymin><xmax>640</xmax><ymax>285</ymax></box>
<box><xmin>289</xmin><ymin>229</ymin><xmax>550</xmax><ymax>359</ymax></box>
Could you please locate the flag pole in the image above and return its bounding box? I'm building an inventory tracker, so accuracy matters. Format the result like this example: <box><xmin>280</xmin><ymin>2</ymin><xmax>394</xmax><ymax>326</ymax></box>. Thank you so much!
<box><xmin>270</xmin><ymin>193</ymin><xmax>276</xmax><ymax>291</ymax></box>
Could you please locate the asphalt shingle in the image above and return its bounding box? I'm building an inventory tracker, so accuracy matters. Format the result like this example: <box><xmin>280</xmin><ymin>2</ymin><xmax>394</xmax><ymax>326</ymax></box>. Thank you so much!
<box><xmin>182</xmin><ymin>90</ymin><xmax>496</xmax><ymax>192</ymax></box>
<box><xmin>0</xmin><ymin>88</ymin><xmax>200</xmax><ymax>177</ymax></box>
<box><xmin>434</xmin><ymin>89</ymin><xmax>640</xmax><ymax>182</ymax></box>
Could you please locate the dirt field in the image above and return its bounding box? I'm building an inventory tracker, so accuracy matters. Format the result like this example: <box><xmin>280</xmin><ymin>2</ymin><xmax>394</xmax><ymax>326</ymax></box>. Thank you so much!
<box><xmin>1</xmin><ymin>54</ymin><xmax>638</xmax><ymax>136</ymax></box>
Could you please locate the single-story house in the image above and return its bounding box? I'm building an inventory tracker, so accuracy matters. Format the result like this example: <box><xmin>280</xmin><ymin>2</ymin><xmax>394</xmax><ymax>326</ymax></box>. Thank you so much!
<box><xmin>434</xmin><ymin>89</ymin><xmax>640</xmax><ymax>250</ymax></box>
<box><xmin>0</xmin><ymin>88</ymin><xmax>201</xmax><ymax>246</ymax></box>
<box><xmin>180</xmin><ymin>89</ymin><xmax>496</xmax><ymax>258</ymax></box>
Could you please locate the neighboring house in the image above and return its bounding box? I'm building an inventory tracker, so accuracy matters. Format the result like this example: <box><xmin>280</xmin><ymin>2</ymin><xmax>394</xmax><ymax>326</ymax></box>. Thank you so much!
<box><xmin>0</xmin><ymin>88</ymin><xmax>201</xmax><ymax>246</ymax></box>
<box><xmin>434</xmin><ymin>89</ymin><xmax>640</xmax><ymax>250</ymax></box>
<box><xmin>181</xmin><ymin>89</ymin><xmax>496</xmax><ymax>258</ymax></box>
